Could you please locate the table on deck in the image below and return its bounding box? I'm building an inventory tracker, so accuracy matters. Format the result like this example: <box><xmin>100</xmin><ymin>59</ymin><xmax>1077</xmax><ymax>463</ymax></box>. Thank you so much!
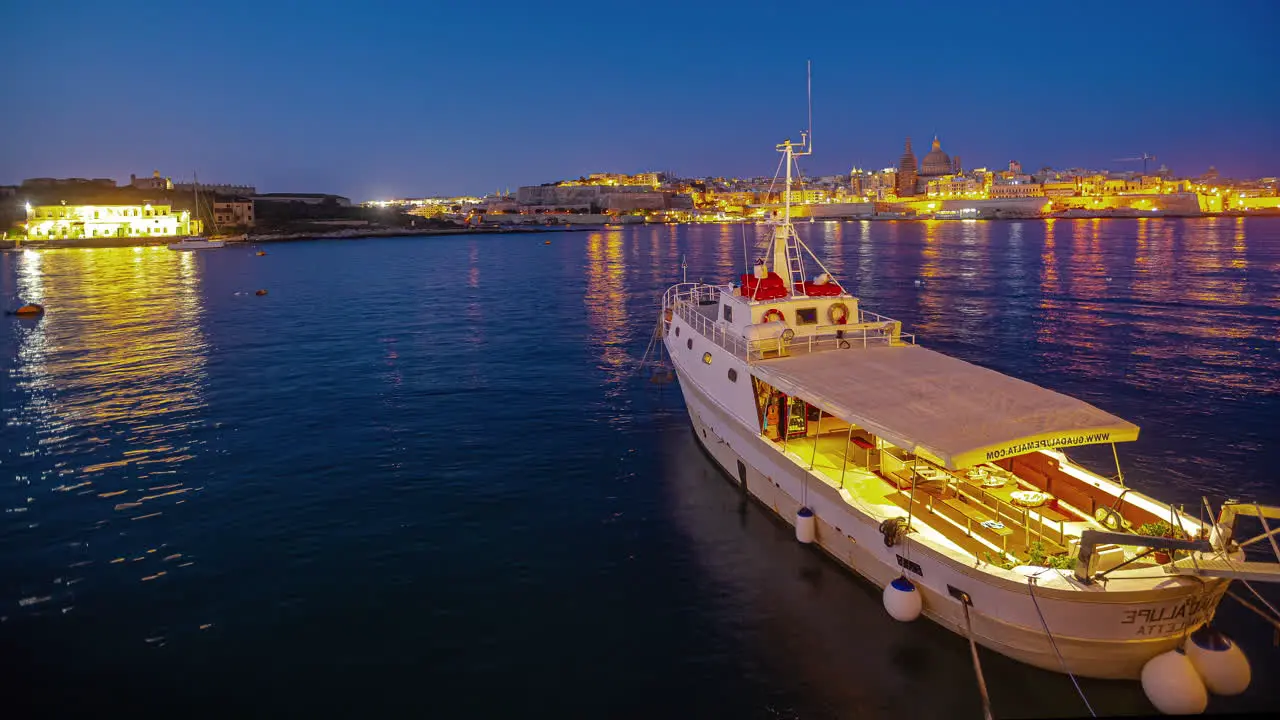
<box><xmin>959</xmin><ymin>465</ymin><xmax>1070</xmax><ymax>547</ymax></box>
<box><xmin>942</xmin><ymin>498</ymin><xmax>1013</xmax><ymax>552</ymax></box>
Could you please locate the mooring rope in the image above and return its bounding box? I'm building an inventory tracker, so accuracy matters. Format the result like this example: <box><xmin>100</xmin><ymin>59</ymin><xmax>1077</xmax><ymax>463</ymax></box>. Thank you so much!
<box><xmin>1028</xmin><ymin>575</ymin><xmax>1096</xmax><ymax>717</ymax></box>
<box><xmin>957</xmin><ymin>593</ymin><xmax>995</xmax><ymax>720</ymax></box>
<box><xmin>1241</xmin><ymin>580</ymin><xmax>1280</xmax><ymax>623</ymax></box>
<box><xmin>1225</xmin><ymin>589</ymin><xmax>1280</xmax><ymax>634</ymax></box>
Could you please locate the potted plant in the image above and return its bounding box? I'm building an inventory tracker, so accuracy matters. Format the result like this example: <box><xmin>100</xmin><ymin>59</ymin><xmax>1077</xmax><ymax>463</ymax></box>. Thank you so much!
<box><xmin>1136</xmin><ymin>521</ymin><xmax>1186</xmax><ymax>564</ymax></box>
<box><xmin>1025</xmin><ymin>542</ymin><xmax>1078</xmax><ymax>570</ymax></box>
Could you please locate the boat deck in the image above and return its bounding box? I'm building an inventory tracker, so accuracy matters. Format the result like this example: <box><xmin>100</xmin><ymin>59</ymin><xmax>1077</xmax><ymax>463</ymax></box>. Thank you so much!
<box><xmin>779</xmin><ymin>431</ymin><xmax>1105</xmax><ymax>565</ymax></box>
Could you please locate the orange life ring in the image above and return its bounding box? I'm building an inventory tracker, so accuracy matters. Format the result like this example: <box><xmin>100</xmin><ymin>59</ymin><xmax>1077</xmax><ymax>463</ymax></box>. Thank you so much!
<box><xmin>762</xmin><ymin>308</ymin><xmax>785</xmax><ymax>324</ymax></box>
<box><xmin>828</xmin><ymin>302</ymin><xmax>850</xmax><ymax>325</ymax></box>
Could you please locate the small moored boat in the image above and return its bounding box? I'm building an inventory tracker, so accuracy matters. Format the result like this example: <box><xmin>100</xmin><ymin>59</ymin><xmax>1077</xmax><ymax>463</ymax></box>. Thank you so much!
<box><xmin>168</xmin><ymin>238</ymin><xmax>225</xmax><ymax>251</ymax></box>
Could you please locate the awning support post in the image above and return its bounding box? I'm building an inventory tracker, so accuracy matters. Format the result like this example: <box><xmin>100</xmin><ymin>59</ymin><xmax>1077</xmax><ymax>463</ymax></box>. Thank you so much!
<box><xmin>839</xmin><ymin>424</ymin><xmax>853</xmax><ymax>489</ymax></box>
<box><xmin>809</xmin><ymin>408</ymin><xmax>823</xmax><ymax>470</ymax></box>
<box><xmin>1110</xmin><ymin>443</ymin><xmax>1125</xmax><ymax>487</ymax></box>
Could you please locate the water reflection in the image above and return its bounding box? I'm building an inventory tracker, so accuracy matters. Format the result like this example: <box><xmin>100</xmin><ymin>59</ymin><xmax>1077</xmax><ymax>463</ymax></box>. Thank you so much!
<box><xmin>584</xmin><ymin>230</ymin><xmax>630</xmax><ymax>396</ymax></box>
<box><xmin>916</xmin><ymin>220</ymin><xmax>944</xmax><ymax>336</ymax></box>
<box><xmin>3</xmin><ymin>246</ymin><xmax>209</xmax><ymax>617</ymax></box>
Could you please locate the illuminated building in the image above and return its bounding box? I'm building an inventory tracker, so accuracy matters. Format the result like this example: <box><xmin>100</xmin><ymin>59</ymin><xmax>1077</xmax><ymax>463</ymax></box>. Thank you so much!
<box><xmin>1041</xmin><ymin>180</ymin><xmax>1079</xmax><ymax>197</ymax></box>
<box><xmin>24</xmin><ymin>203</ymin><xmax>196</xmax><ymax>240</ymax></box>
<box><xmin>896</xmin><ymin>138</ymin><xmax>918</xmax><ymax>197</ymax></box>
<box><xmin>925</xmin><ymin>175</ymin><xmax>983</xmax><ymax>198</ymax></box>
<box><xmin>919</xmin><ymin>136</ymin><xmax>953</xmax><ymax>177</ymax></box>
<box><xmin>990</xmin><ymin>178</ymin><xmax>1044</xmax><ymax>198</ymax></box>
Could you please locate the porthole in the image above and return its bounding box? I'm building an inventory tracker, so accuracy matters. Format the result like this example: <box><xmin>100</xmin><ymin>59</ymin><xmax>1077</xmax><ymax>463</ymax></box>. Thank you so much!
<box><xmin>687</xmin><ymin>339</ymin><xmax>693</xmax><ymax>350</ymax></box>
<box><xmin>675</xmin><ymin>326</ymin><xmax>680</xmax><ymax>337</ymax></box>
<box><xmin>702</xmin><ymin>352</ymin><xmax>713</xmax><ymax>365</ymax></box>
<box><xmin>727</xmin><ymin>368</ymin><xmax>738</xmax><ymax>382</ymax></box>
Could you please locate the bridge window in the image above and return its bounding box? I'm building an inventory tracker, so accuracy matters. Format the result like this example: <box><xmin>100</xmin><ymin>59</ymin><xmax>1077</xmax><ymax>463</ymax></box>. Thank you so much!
<box><xmin>723</xmin><ymin>304</ymin><xmax>733</xmax><ymax>322</ymax></box>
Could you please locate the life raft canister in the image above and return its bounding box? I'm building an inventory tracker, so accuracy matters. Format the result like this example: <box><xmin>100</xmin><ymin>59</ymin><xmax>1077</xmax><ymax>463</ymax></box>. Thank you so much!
<box><xmin>828</xmin><ymin>302</ymin><xmax>850</xmax><ymax>325</ymax></box>
<box><xmin>762</xmin><ymin>308</ymin><xmax>785</xmax><ymax>324</ymax></box>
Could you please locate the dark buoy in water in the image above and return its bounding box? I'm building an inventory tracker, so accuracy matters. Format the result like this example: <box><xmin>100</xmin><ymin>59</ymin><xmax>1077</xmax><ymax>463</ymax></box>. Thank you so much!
<box><xmin>9</xmin><ymin>302</ymin><xmax>44</xmax><ymax>317</ymax></box>
<box><xmin>255</xmin><ymin>289</ymin><xmax>268</xmax><ymax>296</ymax></box>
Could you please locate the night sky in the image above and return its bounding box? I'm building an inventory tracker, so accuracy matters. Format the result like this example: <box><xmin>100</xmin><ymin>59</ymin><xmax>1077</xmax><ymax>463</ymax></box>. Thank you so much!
<box><xmin>2</xmin><ymin>0</ymin><xmax>1276</xmax><ymax>200</ymax></box>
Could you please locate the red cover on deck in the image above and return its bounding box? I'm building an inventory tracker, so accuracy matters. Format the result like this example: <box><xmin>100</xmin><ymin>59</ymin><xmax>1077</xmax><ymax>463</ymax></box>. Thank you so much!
<box><xmin>740</xmin><ymin>273</ymin><xmax>788</xmax><ymax>300</ymax></box>
<box><xmin>794</xmin><ymin>281</ymin><xmax>843</xmax><ymax>297</ymax></box>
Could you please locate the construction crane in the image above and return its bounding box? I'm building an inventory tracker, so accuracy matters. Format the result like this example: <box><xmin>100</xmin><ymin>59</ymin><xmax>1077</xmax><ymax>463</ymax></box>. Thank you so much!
<box><xmin>1115</xmin><ymin>153</ymin><xmax>1157</xmax><ymax>174</ymax></box>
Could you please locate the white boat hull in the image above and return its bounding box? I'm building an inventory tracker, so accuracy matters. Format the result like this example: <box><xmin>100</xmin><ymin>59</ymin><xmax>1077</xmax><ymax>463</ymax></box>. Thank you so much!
<box><xmin>665</xmin><ymin>316</ymin><xmax>1229</xmax><ymax>681</ymax></box>
<box><xmin>168</xmin><ymin>239</ymin><xmax>225</xmax><ymax>250</ymax></box>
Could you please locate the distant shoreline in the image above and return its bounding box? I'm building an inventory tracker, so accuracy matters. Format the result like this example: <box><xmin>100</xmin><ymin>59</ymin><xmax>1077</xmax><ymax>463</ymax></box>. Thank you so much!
<box><xmin>0</xmin><ymin>225</ymin><xmax>575</xmax><ymax>250</ymax></box>
<box><xmin>2</xmin><ymin>212</ymin><xmax>1276</xmax><ymax>250</ymax></box>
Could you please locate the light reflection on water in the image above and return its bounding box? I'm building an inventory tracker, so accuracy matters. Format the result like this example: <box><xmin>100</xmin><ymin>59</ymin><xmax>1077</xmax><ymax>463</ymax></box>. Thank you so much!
<box><xmin>4</xmin><ymin>246</ymin><xmax>208</xmax><ymax>625</ymax></box>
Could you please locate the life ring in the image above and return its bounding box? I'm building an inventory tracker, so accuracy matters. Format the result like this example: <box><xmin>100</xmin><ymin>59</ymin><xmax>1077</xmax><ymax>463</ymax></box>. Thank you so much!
<box><xmin>762</xmin><ymin>308</ymin><xmax>785</xmax><ymax>324</ymax></box>
<box><xmin>828</xmin><ymin>302</ymin><xmax>850</xmax><ymax>325</ymax></box>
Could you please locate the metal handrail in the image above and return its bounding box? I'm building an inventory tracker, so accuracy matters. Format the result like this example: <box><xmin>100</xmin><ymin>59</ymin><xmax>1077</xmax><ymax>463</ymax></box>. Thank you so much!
<box><xmin>663</xmin><ymin>283</ymin><xmax>916</xmax><ymax>364</ymax></box>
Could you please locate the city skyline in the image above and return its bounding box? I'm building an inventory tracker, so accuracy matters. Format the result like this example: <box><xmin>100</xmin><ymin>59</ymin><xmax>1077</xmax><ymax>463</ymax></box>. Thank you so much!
<box><xmin>2</xmin><ymin>0</ymin><xmax>1276</xmax><ymax>200</ymax></box>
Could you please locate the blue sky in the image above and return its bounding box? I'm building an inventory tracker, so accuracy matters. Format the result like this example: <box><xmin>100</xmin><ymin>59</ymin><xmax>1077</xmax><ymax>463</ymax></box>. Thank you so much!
<box><xmin>2</xmin><ymin>0</ymin><xmax>1276</xmax><ymax>200</ymax></box>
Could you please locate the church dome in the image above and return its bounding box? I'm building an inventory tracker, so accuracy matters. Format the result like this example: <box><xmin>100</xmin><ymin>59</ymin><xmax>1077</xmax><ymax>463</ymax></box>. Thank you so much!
<box><xmin>920</xmin><ymin>136</ymin><xmax>952</xmax><ymax>177</ymax></box>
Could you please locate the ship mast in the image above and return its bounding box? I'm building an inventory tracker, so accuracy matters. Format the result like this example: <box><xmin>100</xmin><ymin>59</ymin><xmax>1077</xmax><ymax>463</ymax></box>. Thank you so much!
<box><xmin>769</xmin><ymin>61</ymin><xmax>813</xmax><ymax>293</ymax></box>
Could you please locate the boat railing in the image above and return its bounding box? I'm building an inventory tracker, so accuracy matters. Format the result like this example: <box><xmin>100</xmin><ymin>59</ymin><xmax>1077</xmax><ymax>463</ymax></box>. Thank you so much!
<box><xmin>664</xmin><ymin>283</ymin><xmax>752</xmax><ymax>358</ymax></box>
<box><xmin>663</xmin><ymin>283</ymin><xmax>916</xmax><ymax>363</ymax></box>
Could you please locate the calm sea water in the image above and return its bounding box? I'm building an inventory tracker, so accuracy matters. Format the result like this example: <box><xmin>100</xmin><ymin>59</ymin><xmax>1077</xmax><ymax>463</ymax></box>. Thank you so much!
<box><xmin>2</xmin><ymin>218</ymin><xmax>1278</xmax><ymax>718</ymax></box>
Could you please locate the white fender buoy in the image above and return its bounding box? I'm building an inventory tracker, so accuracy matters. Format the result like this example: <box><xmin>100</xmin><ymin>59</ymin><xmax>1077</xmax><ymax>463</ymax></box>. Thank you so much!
<box><xmin>883</xmin><ymin>576</ymin><xmax>923</xmax><ymax>622</ymax></box>
<box><xmin>1186</xmin><ymin>626</ymin><xmax>1251</xmax><ymax>696</ymax></box>
<box><xmin>1141</xmin><ymin>648</ymin><xmax>1207</xmax><ymax>715</ymax></box>
<box><xmin>795</xmin><ymin>507</ymin><xmax>815</xmax><ymax>544</ymax></box>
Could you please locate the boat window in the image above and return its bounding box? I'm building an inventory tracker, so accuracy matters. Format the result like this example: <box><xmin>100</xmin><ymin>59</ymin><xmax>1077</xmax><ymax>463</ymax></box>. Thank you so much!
<box><xmin>687</xmin><ymin>339</ymin><xmax>693</xmax><ymax>350</ymax></box>
<box><xmin>723</xmin><ymin>304</ymin><xmax>733</xmax><ymax>322</ymax></box>
<box><xmin>796</xmin><ymin>307</ymin><xmax>819</xmax><ymax>325</ymax></box>
<box><xmin>702</xmin><ymin>352</ymin><xmax>712</xmax><ymax>365</ymax></box>
<box><xmin>675</xmin><ymin>326</ymin><xmax>680</xmax><ymax>337</ymax></box>
<box><xmin>728</xmin><ymin>368</ymin><xmax>738</xmax><ymax>382</ymax></box>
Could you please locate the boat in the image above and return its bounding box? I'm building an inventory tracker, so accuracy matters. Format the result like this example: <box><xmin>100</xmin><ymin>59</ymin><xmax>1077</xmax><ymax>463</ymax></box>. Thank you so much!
<box><xmin>168</xmin><ymin>173</ymin><xmax>226</xmax><ymax>251</ymax></box>
<box><xmin>658</xmin><ymin>113</ymin><xmax>1280</xmax><ymax>696</ymax></box>
<box><xmin>168</xmin><ymin>238</ymin><xmax>226</xmax><ymax>250</ymax></box>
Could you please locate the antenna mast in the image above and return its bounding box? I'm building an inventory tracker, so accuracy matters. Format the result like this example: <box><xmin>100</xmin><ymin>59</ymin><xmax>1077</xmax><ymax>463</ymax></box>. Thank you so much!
<box><xmin>772</xmin><ymin>61</ymin><xmax>813</xmax><ymax>288</ymax></box>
